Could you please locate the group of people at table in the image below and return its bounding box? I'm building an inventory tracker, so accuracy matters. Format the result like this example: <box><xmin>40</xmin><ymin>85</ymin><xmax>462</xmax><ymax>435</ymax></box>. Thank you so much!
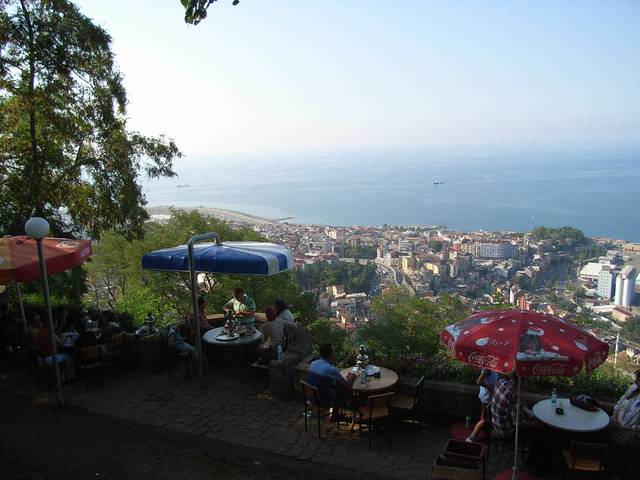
<box><xmin>462</xmin><ymin>367</ymin><xmax>640</xmax><ymax>478</ymax></box>
<box><xmin>23</xmin><ymin>287</ymin><xmax>297</xmax><ymax>381</ymax></box>
<box><xmin>26</xmin><ymin>308</ymin><xmax>123</xmax><ymax>381</ymax></box>
<box><xmin>189</xmin><ymin>287</ymin><xmax>297</xmax><ymax>355</ymax></box>
<box><xmin>305</xmin><ymin>344</ymin><xmax>639</xmax><ymax>476</ymax></box>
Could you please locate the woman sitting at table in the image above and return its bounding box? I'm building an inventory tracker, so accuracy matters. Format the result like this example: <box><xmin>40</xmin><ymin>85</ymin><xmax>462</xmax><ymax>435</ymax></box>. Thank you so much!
<box><xmin>30</xmin><ymin>315</ymin><xmax>76</xmax><ymax>380</ymax></box>
<box><xmin>257</xmin><ymin>306</ymin><xmax>281</xmax><ymax>363</ymax></box>
<box><xmin>274</xmin><ymin>300</ymin><xmax>296</xmax><ymax>325</ymax></box>
<box><xmin>608</xmin><ymin>369</ymin><xmax>640</xmax><ymax>479</ymax></box>
<box><xmin>189</xmin><ymin>296</ymin><xmax>212</xmax><ymax>333</ymax></box>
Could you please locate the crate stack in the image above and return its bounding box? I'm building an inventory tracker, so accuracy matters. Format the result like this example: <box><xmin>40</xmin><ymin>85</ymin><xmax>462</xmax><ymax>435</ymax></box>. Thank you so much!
<box><xmin>432</xmin><ymin>438</ymin><xmax>486</xmax><ymax>480</ymax></box>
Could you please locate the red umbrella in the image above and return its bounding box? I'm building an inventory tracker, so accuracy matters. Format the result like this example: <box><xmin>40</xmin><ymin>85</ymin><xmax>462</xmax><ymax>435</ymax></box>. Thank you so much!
<box><xmin>440</xmin><ymin>309</ymin><xmax>608</xmax><ymax>377</ymax></box>
<box><xmin>440</xmin><ymin>309</ymin><xmax>609</xmax><ymax>480</ymax></box>
<box><xmin>0</xmin><ymin>236</ymin><xmax>93</xmax><ymax>285</ymax></box>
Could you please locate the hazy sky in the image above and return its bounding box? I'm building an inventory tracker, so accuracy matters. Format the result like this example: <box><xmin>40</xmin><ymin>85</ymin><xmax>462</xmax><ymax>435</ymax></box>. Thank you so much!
<box><xmin>74</xmin><ymin>0</ymin><xmax>640</xmax><ymax>159</ymax></box>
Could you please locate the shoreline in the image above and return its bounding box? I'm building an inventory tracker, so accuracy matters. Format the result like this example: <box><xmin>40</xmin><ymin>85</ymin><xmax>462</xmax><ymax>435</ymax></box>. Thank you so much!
<box><xmin>146</xmin><ymin>205</ymin><xmax>447</xmax><ymax>230</ymax></box>
<box><xmin>146</xmin><ymin>206</ymin><xmax>282</xmax><ymax>225</ymax></box>
<box><xmin>146</xmin><ymin>205</ymin><xmax>636</xmax><ymax>242</ymax></box>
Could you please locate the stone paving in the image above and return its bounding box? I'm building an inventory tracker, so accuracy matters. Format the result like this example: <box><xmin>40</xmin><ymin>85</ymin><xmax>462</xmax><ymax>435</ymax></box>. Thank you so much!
<box><xmin>0</xmin><ymin>361</ymin><xmax>559</xmax><ymax>479</ymax></box>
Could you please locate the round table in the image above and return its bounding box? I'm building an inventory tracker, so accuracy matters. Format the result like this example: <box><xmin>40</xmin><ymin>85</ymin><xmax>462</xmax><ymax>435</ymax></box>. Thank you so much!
<box><xmin>532</xmin><ymin>398</ymin><xmax>610</xmax><ymax>433</ymax></box>
<box><xmin>202</xmin><ymin>326</ymin><xmax>262</xmax><ymax>347</ymax></box>
<box><xmin>340</xmin><ymin>366</ymin><xmax>398</xmax><ymax>394</ymax></box>
<box><xmin>202</xmin><ymin>326</ymin><xmax>263</xmax><ymax>370</ymax></box>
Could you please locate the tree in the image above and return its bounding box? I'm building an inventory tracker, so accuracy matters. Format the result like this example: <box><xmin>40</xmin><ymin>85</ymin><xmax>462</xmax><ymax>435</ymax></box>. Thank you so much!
<box><xmin>0</xmin><ymin>0</ymin><xmax>181</xmax><ymax>238</ymax></box>
<box><xmin>181</xmin><ymin>0</ymin><xmax>239</xmax><ymax>25</ymax></box>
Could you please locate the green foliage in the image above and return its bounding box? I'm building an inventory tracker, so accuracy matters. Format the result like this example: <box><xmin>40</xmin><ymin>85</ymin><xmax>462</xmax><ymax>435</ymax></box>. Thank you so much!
<box><xmin>526</xmin><ymin>363</ymin><xmax>630</xmax><ymax>403</ymax></box>
<box><xmin>530</xmin><ymin>226</ymin><xmax>586</xmax><ymax>249</ymax></box>
<box><xmin>621</xmin><ymin>315</ymin><xmax>640</xmax><ymax>343</ymax></box>
<box><xmin>0</xmin><ymin>0</ymin><xmax>180</xmax><ymax>238</ymax></box>
<box><xmin>181</xmin><ymin>0</ymin><xmax>238</xmax><ymax>25</ymax></box>
<box><xmin>358</xmin><ymin>289</ymin><xmax>468</xmax><ymax>364</ymax></box>
<box><xmin>342</xmin><ymin>245</ymin><xmax>376</xmax><ymax>260</ymax></box>
<box><xmin>307</xmin><ymin>318</ymin><xmax>351</xmax><ymax>365</ymax></box>
<box><xmin>296</xmin><ymin>262</ymin><xmax>378</xmax><ymax>294</ymax></box>
<box><xmin>428</xmin><ymin>240</ymin><xmax>444</xmax><ymax>253</ymax></box>
<box><xmin>86</xmin><ymin>209</ymin><xmax>314</xmax><ymax>325</ymax></box>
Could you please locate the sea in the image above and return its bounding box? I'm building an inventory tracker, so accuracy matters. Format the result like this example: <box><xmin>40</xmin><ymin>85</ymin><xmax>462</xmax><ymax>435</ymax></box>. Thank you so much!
<box><xmin>141</xmin><ymin>147</ymin><xmax>640</xmax><ymax>242</ymax></box>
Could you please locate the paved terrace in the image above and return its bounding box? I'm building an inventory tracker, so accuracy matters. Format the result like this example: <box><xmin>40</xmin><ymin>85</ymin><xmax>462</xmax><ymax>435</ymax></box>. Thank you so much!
<box><xmin>0</xmin><ymin>362</ymin><xmax>555</xmax><ymax>479</ymax></box>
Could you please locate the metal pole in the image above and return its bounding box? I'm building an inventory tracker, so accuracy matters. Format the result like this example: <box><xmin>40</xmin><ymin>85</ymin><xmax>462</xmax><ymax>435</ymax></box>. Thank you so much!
<box><xmin>512</xmin><ymin>375</ymin><xmax>521</xmax><ymax>480</ymax></box>
<box><xmin>614</xmin><ymin>333</ymin><xmax>619</xmax><ymax>368</ymax></box>
<box><xmin>36</xmin><ymin>239</ymin><xmax>64</xmax><ymax>405</ymax></box>
<box><xmin>15</xmin><ymin>283</ymin><xmax>27</xmax><ymax>327</ymax></box>
<box><xmin>187</xmin><ymin>232</ymin><xmax>221</xmax><ymax>380</ymax></box>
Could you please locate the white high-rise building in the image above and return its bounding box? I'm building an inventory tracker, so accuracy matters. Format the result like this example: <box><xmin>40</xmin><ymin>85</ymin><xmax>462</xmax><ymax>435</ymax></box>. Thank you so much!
<box><xmin>615</xmin><ymin>266</ymin><xmax>637</xmax><ymax>307</ymax></box>
<box><xmin>596</xmin><ymin>266</ymin><xmax>616</xmax><ymax>300</ymax></box>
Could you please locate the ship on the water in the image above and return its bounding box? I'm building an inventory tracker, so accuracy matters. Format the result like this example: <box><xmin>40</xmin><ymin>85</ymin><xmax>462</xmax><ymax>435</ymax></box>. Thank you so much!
<box><xmin>433</xmin><ymin>180</ymin><xmax>444</xmax><ymax>185</ymax></box>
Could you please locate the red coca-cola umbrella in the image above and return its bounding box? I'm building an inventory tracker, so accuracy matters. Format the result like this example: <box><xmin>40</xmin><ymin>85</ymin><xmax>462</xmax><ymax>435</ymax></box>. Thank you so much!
<box><xmin>440</xmin><ymin>309</ymin><xmax>609</xmax><ymax>480</ymax></box>
<box><xmin>0</xmin><ymin>236</ymin><xmax>93</xmax><ymax>285</ymax></box>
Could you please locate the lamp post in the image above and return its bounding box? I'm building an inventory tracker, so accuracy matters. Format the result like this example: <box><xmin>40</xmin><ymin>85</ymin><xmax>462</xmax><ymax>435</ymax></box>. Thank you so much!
<box><xmin>25</xmin><ymin>217</ymin><xmax>64</xmax><ymax>405</ymax></box>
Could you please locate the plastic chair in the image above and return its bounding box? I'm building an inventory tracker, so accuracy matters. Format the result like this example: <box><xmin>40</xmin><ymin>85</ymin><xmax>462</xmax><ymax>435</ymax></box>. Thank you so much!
<box><xmin>562</xmin><ymin>441</ymin><xmax>607</xmax><ymax>479</ymax></box>
<box><xmin>357</xmin><ymin>391</ymin><xmax>394</xmax><ymax>450</ymax></box>
<box><xmin>390</xmin><ymin>375</ymin><xmax>424</xmax><ymax>437</ymax></box>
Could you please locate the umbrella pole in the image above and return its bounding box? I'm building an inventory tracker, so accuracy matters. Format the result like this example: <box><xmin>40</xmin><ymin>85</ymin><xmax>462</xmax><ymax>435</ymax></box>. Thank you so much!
<box><xmin>36</xmin><ymin>240</ymin><xmax>64</xmax><ymax>405</ymax></box>
<box><xmin>186</xmin><ymin>232</ymin><xmax>221</xmax><ymax>382</ymax></box>
<box><xmin>188</xmin><ymin>243</ymin><xmax>204</xmax><ymax>381</ymax></box>
<box><xmin>512</xmin><ymin>375</ymin><xmax>521</xmax><ymax>480</ymax></box>
<box><xmin>16</xmin><ymin>283</ymin><xmax>27</xmax><ymax>327</ymax></box>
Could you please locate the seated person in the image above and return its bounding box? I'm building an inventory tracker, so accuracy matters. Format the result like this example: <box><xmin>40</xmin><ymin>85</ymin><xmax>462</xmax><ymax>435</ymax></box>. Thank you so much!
<box><xmin>490</xmin><ymin>373</ymin><xmax>541</xmax><ymax>464</ymax></box>
<box><xmin>608</xmin><ymin>369</ymin><xmax>640</xmax><ymax>478</ymax></box>
<box><xmin>223</xmin><ymin>288</ymin><xmax>256</xmax><ymax>325</ymax></box>
<box><xmin>261</xmin><ymin>306</ymin><xmax>284</xmax><ymax>349</ymax></box>
<box><xmin>274</xmin><ymin>299</ymin><xmax>296</xmax><ymax>325</ymax></box>
<box><xmin>189</xmin><ymin>296</ymin><xmax>212</xmax><ymax>332</ymax></box>
<box><xmin>30</xmin><ymin>315</ymin><xmax>75</xmax><ymax>380</ymax></box>
<box><xmin>307</xmin><ymin>343</ymin><xmax>356</xmax><ymax>415</ymax></box>
<box><xmin>168</xmin><ymin>322</ymin><xmax>196</xmax><ymax>357</ymax></box>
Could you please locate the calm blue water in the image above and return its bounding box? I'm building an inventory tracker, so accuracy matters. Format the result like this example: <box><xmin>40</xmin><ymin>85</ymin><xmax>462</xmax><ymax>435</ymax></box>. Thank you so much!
<box><xmin>141</xmin><ymin>147</ymin><xmax>640</xmax><ymax>241</ymax></box>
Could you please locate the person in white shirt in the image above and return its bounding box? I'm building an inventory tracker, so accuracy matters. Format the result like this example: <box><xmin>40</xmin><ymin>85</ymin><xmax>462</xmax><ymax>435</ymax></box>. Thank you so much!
<box><xmin>261</xmin><ymin>306</ymin><xmax>284</xmax><ymax>349</ymax></box>
<box><xmin>274</xmin><ymin>299</ymin><xmax>295</xmax><ymax>325</ymax></box>
<box><xmin>608</xmin><ymin>369</ymin><xmax>640</xmax><ymax>479</ymax></box>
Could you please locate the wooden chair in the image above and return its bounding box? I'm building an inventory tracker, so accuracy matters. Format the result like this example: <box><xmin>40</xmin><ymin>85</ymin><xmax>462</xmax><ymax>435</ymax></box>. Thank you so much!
<box><xmin>300</xmin><ymin>379</ymin><xmax>332</xmax><ymax>439</ymax></box>
<box><xmin>78</xmin><ymin>345</ymin><xmax>104</xmax><ymax>392</ymax></box>
<box><xmin>562</xmin><ymin>441</ymin><xmax>607</xmax><ymax>479</ymax></box>
<box><xmin>390</xmin><ymin>375</ymin><xmax>424</xmax><ymax>437</ymax></box>
<box><xmin>103</xmin><ymin>331</ymin><xmax>125</xmax><ymax>369</ymax></box>
<box><xmin>357</xmin><ymin>392</ymin><xmax>394</xmax><ymax>450</ymax></box>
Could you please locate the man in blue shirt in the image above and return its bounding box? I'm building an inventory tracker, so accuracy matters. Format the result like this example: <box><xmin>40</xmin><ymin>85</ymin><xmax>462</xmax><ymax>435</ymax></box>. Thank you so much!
<box><xmin>307</xmin><ymin>343</ymin><xmax>356</xmax><ymax>411</ymax></box>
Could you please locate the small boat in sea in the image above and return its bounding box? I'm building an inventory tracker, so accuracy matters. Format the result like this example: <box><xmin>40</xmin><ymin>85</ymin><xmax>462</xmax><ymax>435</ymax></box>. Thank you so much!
<box><xmin>433</xmin><ymin>180</ymin><xmax>444</xmax><ymax>185</ymax></box>
<box><xmin>177</xmin><ymin>184</ymin><xmax>189</xmax><ymax>188</ymax></box>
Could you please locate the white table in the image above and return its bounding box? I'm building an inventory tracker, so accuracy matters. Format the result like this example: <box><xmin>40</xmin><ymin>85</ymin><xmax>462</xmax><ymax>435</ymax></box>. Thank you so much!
<box><xmin>532</xmin><ymin>398</ymin><xmax>610</xmax><ymax>433</ymax></box>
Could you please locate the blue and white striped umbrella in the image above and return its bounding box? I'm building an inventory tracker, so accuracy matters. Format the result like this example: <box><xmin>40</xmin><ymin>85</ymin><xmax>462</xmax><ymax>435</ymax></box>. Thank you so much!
<box><xmin>141</xmin><ymin>241</ymin><xmax>294</xmax><ymax>276</ymax></box>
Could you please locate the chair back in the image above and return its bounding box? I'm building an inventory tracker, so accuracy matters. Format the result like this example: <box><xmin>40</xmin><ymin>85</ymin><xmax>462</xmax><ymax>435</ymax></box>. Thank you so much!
<box><xmin>112</xmin><ymin>331</ymin><xmax>125</xmax><ymax>346</ymax></box>
<box><xmin>366</xmin><ymin>392</ymin><xmax>394</xmax><ymax>420</ymax></box>
<box><xmin>80</xmin><ymin>345</ymin><xmax>102</xmax><ymax>366</ymax></box>
<box><xmin>569</xmin><ymin>441</ymin><xmax>607</xmax><ymax>470</ymax></box>
<box><xmin>300</xmin><ymin>379</ymin><xmax>321</xmax><ymax>406</ymax></box>
<box><xmin>412</xmin><ymin>376</ymin><xmax>425</xmax><ymax>409</ymax></box>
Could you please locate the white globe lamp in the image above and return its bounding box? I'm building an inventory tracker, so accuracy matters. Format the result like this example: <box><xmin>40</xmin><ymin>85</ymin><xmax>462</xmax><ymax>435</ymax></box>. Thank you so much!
<box><xmin>25</xmin><ymin>217</ymin><xmax>50</xmax><ymax>239</ymax></box>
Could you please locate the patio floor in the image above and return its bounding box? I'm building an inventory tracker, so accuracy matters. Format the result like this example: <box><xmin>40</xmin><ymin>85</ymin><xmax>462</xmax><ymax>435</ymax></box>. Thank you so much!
<box><xmin>0</xmin><ymin>358</ymin><xmax>568</xmax><ymax>479</ymax></box>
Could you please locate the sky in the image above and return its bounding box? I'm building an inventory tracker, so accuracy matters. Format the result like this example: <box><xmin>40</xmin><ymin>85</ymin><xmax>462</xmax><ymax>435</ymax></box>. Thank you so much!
<box><xmin>74</xmin><ymin>0</ymin><xmax>640</xmax><ymax>160</ymax></box>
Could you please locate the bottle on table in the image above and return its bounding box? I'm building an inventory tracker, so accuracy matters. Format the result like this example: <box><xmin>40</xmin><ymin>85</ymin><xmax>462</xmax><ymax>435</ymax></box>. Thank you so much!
<box><xmin>359</xmin><ymin>367</ymin><xmax>366</xmax><ymax>386</ymax></box>
<box><xmin>551</xmin><ymin>387</ymin><xmax>558</xmax><ymax>405</ymax></box>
